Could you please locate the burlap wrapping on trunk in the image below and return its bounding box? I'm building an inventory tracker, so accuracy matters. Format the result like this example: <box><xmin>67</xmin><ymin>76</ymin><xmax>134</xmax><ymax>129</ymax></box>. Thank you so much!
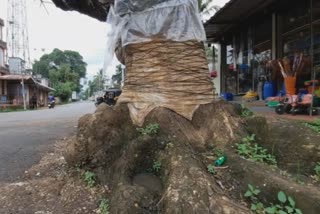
<box><xmin>117</xmin><ymin>40</ymin><xmax>215</xmax><ymax>126</ymax></box>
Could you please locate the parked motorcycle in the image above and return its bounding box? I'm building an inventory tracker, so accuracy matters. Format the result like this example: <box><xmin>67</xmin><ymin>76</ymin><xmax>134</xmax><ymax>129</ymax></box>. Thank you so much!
<box><xmin>95</xmin><ymin>88</ymin><xmax>122</xmax><ymax>107</ymax></box>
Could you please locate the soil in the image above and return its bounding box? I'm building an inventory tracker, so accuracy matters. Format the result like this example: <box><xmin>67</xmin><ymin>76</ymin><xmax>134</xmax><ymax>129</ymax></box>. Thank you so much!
<box><xmin>1</xmin><ymin>101</ymin><xmax>320</xmax><ymax>214</ymax></box>
<box><xmin>0</xmin><ymin>140</ymin><xmax>108</xmax><ymax>214</ymax></box>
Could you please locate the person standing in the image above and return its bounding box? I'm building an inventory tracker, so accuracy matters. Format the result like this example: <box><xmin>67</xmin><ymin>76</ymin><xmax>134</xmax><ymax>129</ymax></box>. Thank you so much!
<box><xmin>31</xmin><ymin>93</ymin><xmax>37</xmax><ymax>109</ymax></box>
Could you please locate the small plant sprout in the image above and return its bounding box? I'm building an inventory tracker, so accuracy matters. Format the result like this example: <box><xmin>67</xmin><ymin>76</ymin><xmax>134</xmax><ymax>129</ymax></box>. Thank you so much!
<box><xmin>314</xmin><ymin>162</ymin><xmax>320</xmax><ymax>177</ymax></box>
<box><xmin>241</xmin><ymin>104</ymin><xmax>253</xmax><ymax>117</ymax></box>
<box><xmin>303</xmin><ymin>119</ymin><xmax>320</xmax><ymax>133</ymax></box>
<box><xmin>207</xmin><ymin>164</ymin><xmax>216</xmax><ymax>174</ymax></box>
<box><xmin>99</xmin><ymin>198</ymin><xmax>110</xmax><ymax>214</ymax></box>
<box><xmin>152</xmin><ymin>161</ymin><xmax>162</xmax><ymax>172</ymax></box>
<box><xmin>264</xmin><ymin>191</ymin><xmax>302</xmax><ymax>214</ymax></box>
<box><xmin>244</xmin><ymin>185</ymin><xmax>303</xmax><ymax>214</ymax></box>
<box><xmin>214</xmin><ymin>148</ymin><xmax>225</xmax><ymax>157</ymax></box>
<box><xmin>312</xmin><ymin>162</ymin><xmax>320</xmax><ymax>182</ymax></box>
<box><xmin>236</xmin><ymin>134</ymin><xmax>277</xmax><ymax>166</ymax></box>
<box><xmin>136</xmin><ymin>123</ymin><xmax>160</xmax><ymax>136</ymax></box>
<box><xmin>244</xmin><ymin>184</ymin><xmax>264</xmax><ymax>212</ymax></box>
<box><xmin>84</xmin><ymin>171</ymin><xmax>96</xmax><ymax>187</ymax></box>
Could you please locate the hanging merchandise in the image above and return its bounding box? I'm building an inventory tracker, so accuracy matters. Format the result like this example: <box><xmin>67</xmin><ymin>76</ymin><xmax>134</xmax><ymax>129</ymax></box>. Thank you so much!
<box><xmin>210</xmin><ymin>71</ymin><xmax>218</xmax><ymax>78</ymax></box>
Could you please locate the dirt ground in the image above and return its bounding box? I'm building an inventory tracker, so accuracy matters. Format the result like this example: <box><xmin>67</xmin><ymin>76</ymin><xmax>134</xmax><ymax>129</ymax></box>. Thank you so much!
<box><xmin>1</xmin><ymin>103</ymin><xmax>320</xmax><ymax>214</ymax></box>
<box><xmin>0</xmin><ymin>140</ymin><xmax>108</xmax><ymax>214</ymax></box>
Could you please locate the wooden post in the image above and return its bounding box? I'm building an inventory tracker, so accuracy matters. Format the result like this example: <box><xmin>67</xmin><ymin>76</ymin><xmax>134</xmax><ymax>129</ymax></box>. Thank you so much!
<box><xmin>220</xmin><ymin>42</ymin><xmax>227</xmax><ymax>93</ymax></box>
<box><xmin>4</xmin><ymin>80</ymin><xmax>7</xmax><ymax>94</ymax></box>
<box><xmin>0</xmin><ymin>80</ymin><xmax>2</xmax><ymax>94</ymax></box>
<box><xmin>272</xmin><ymin>13</ymin><xmax>277</xmax><ymax>60</ymax></box>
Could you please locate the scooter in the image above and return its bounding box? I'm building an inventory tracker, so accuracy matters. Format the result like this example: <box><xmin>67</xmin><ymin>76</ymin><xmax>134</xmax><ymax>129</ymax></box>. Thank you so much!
<box><xmin>48</xmin><ymin>101</ymin><xmax>55</xmax><ymax>109</ymax></box>
<box><xmin>275</xmin><ymin>94</ymin><xmax>318</xmax><ymax>115</ymax></box>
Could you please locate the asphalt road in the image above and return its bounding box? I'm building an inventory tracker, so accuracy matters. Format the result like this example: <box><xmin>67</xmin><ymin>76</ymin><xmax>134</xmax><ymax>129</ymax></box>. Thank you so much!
<box><xmin>0</xmin><ymin>101</ymin><xmax>96</xmax><ymax>182</ymax></box>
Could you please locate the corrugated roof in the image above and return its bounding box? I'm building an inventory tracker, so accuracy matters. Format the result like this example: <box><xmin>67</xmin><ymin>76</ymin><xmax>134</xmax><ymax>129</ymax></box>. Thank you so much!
<box><xmin>0</xmin><ymin>75</ymin><xmax>55</xmax><ymax>91</ymax></box>
<box><xmin>205</xmin><ymin>0</ymin><xmax>277</xmax><ymax>40</ymax></box>
<box><xmin>0</xmin><ymin>75</ymin><xmax>32</xmax><ymax>80</ymax></box>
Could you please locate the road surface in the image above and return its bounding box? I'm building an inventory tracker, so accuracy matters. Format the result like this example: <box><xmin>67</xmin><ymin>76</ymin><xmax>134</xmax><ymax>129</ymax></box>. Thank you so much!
<box><xmin>0</xmin><ymin>101</ymin><xmax>95</xmax><ymax>182</ymax></box>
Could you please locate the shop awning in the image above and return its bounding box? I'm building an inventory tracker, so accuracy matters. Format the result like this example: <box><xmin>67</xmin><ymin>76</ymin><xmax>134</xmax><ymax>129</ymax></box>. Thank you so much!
<box><xmin>0</xmin><ymin>74</ymin><xmax>32</xmax><ymax>81</ymax></box>
<box><xmin>0</xmin><ymin>75</ymin><xmax>55</xmax><ymax>91</ymax></box>
<box><xmin>205</xmin><ymin>0</ymin><xmax>277</xmax><ymax>41</ymax></box>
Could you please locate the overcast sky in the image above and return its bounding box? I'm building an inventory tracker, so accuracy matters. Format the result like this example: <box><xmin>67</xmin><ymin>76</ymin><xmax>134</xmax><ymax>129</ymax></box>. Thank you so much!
<box><xmin>0</xmin><ymin>0</ymin><xmax>229</xmax><ymax>82</ymax></box>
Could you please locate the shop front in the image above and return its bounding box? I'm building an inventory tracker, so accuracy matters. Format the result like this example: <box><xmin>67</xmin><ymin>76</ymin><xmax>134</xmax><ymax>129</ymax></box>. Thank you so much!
<box><xmin>205</xmin><ymin>0</ymin><xmax>320</xmax><ymax>102</ymax></box>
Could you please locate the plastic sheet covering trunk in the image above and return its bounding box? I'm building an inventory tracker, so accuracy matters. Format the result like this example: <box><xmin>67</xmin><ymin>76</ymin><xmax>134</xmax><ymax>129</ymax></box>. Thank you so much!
<box><xmin>103</xmin><ymin>0</ymin><xmax>213</xmax><ymax>126</ymax></box>
<box><xmin>104</xmin><ymin>0</ymin><xmax>206</xmax><ymax>66</ymax></box>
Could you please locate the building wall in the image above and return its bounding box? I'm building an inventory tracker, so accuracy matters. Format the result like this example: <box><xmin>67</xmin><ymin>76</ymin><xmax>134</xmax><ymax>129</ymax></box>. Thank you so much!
<box><xmin>8</xmin><ymin>58</ymin><xmax>25</xmax><ymax>74</ymax></box>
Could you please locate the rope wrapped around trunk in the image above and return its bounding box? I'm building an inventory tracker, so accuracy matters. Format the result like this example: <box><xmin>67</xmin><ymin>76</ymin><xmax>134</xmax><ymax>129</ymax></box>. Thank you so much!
<box><xmin>117</xmin><ymin>40</ymin><xmax>215</xmax><ymax>126</ymax></box>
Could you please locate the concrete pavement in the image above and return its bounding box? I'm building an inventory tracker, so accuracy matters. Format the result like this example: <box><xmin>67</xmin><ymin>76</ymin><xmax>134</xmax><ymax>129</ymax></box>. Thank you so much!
<box><xmin>0</xmin><ymin>101</ymin><xmax>96</xmax><ymax>182</ymax></box>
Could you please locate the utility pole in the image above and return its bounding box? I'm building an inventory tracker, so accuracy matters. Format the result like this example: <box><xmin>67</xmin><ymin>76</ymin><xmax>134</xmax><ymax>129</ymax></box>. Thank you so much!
<box><xmin>21</xmin><ymin>74</ymin><xmax>27</xmax><ymax>110</ymax></box>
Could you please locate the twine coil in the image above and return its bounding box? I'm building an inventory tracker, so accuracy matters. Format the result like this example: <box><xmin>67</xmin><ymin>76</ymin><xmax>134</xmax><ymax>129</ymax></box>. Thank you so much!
<box><xmin>117</xmin><ymin>40</ymin><xmax>215</xmax><ymax>126</ymax></box>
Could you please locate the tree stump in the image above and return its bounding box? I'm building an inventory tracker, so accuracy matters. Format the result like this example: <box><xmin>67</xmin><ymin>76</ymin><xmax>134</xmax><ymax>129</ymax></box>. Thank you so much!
<box><xmin>65</xmin><ymin>101</ymin><xmax>250</xmax><ymax>213</ymax></box>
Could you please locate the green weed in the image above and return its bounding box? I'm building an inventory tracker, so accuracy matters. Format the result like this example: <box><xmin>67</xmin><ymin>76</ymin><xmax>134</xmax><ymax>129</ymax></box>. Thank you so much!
<box><xmin>214</xmin><ymin>148</ymin><xmax>225</xmax><ymax>157</ymax></box>
<box><xmin>315</xmin><ymin>162</ymin><xmax>320</xmax><ymax>177</ymax></box>
<box><xmin>244</xmin><ymin>184</ymin><xmax>264</xmax><ymax>212</ymax></box>
<box><xmin>303</xmin><ymin>119</ymin><xmax>320</xmax><ymax>133</ymax></box>
<box><xmin>136</xmin><ymin>123</ymin><xmax>160</xmax><ymax>136</ymax></box>
<box><xmin>207</xmin><ymin>164</ymin><xmax>216</xmax><ymax>174</ymax></box>
<box><xmin>99</xmin><ymin>198</ymin><xmax>110</xmax><ymax>214</ymax></box>
<box><xmin>84</xmin><ymin>171</ymin><xmax>96</xmax><ymax>187</ymax></box>
<box><xmin>244</xmin><ymin>185</ymin><xmax>303</xmax><ymax>214</ymax></box>
<box><xmin>312</xmin><ymin>162</ymin><xmax>320</xmax><ymax>182</ymax></box>
<box><xmin>152</xmin><ymin>161</ymin><xmax>162</xmax><ymax>173</ymax></box>
<box><xmin>236</xmin><ymin>134</ymin><xmax>277</xmax><ymax>165</ymax></box>
<box><xmin>241</xmin><ymin>104</ymin><xmax>254</xmax><ymax>117</ymax></box>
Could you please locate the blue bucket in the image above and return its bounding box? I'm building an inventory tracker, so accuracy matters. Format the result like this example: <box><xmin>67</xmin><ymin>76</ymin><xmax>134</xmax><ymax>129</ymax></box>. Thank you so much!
<box><xmin>263</xmin><ymin>81</ymin><xmax>274</xmax><ymax>100</ymax></box>
<box><xmin>221</xmin><ymin>93</ymin><xmax>233</xmax><ymax>101</ymax></box>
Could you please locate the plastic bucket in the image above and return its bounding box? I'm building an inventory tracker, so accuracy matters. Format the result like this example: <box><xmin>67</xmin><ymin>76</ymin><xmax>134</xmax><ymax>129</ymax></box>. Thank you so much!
<box><xmin>221</xmin><ymin>93</ymin><xmax>233</xmax><ymax>101</ymax></box>
<box><xmin>263</xmin><ymin>81</ymin><xmax>274</xmax><ymax>100</ymax></box>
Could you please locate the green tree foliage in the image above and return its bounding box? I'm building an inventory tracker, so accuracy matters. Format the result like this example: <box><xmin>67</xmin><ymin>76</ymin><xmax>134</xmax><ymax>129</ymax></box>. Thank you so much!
<box><xmin>54</xmin><ymin>82</ymin><xmax>73</xmax><ymax>102</ymax></box>
<box><xmin>33</xmin><ymin>49</ymin><xmax>87</xmax><ymax>101</ymax></box>
<box><xmin>111</xmin><ymin>65</ymin><xmax>123</xmax><ymax>89</ymax></box>
<box><xmin>198</xmin><ymin>0</ymin><xmax>220</xmax><ymax>19</ymax></box>
<box><xmin>87</xmin><ymin>69</ymin><xmax>105</xmax><ymax>97</ymax></box>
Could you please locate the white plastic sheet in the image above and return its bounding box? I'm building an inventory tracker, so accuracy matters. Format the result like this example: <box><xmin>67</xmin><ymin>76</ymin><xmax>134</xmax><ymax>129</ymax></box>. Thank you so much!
<box><xmin>103</xmin><ymin>0</ymin><xmax>206</xmax><ymax>69</ymax></box>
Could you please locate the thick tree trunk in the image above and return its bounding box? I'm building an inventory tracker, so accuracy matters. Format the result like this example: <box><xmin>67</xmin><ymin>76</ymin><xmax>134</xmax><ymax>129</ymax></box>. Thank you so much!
<box><xmin>118</xmin><ymin>40</ymin><xmax>215</xmax><ymax>126</ymax></box>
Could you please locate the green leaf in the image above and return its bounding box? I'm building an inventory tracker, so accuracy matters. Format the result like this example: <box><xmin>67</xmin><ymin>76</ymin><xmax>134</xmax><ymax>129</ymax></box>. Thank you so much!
<box><xmin>295</xmin><ymin>208</ymin><xmax>303</xmax><ymax>214</ymax></box>
<box><xmin>288</xmin><ymin>196</ymin><xmax>295</xmax><ymax>207</ymax></box>
<box><xmin>257</xmin><ymin>202</ymin><xmax>264</xmax><ymax>210</ymax></box>
<box><xmin>265</xmin><ymin>207</ymin><xmax>276</xmax><ymax>214</ymax></box>
<box><xmin>278</xmin><ymin>191</ymin><xmax>287</xmax><ymax>203</ymax></box>
<box><xmin>278</xmin><ymin>211</ymin><xmax>288</xmax><ymax>214</ymax></box>
<box><xmin>254</xmin><ymin>189</ymin><xmax>261</xmax><ymax>195</ymax></box>
<box><xmin>244</xmin><ymin>191</ymin><xmax>252</xmax><ymax>197</ymax></box>
<box><xmin>285</xmin><ymin>206</ymin><xmax>294</xmax><ymax>213</ymax></box>
<box><xmin>248</xmin><ymin>184</ymin><xmax>254</xmax><ymax>191</ymax></box>
<box><xmin>251</xmin><ymin>204</ymin><xmax>257</xmax><ymax>210</ymax></box>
